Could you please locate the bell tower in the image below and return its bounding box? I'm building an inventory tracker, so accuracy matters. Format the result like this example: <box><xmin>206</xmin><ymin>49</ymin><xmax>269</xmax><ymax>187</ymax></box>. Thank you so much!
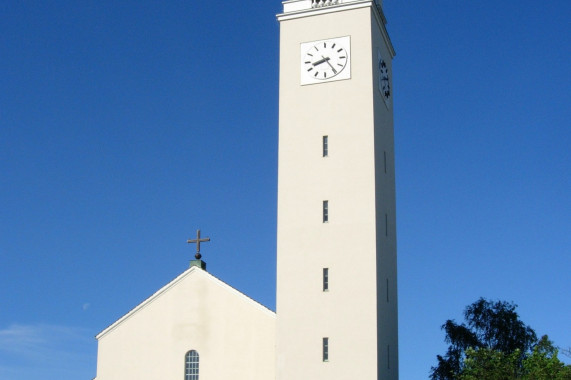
<box><xmin>276</xmin><ymin>1</ymin><xmax>397</xmax><ymax>379</ymax></box>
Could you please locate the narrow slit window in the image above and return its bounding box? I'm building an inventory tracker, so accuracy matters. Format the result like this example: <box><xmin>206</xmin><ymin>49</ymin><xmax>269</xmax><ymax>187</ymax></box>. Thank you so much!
<box><xmin>185</xmin><ymin>350</ymin><xmax>199</xmax><ymax>380</ymax></box>
<box><xmin>323</xmin><ymin>268</ymin><xmax>329</xmax><ymax>291</ymax></box>
<box><xmin>323</xmin><ymin>337</ymin><xmax>329</xmax><ymax>362</ymax></box>
<box><xmin>384</xmin><ymin>150</ymin><xmax>387</xmax><ymax>173</ymax></box>
<box><xmin>386</xmin><ymin>278</ymin><xmax>389</xmax><ymax>302</ymax></box>
<box><xmin>323</xmin><ymin>136</ymin><xmax>328</xmax><ymax>157</ymax></box>
<box><xmin>385</xmin><ymin>213</ymin><xmax>388</xmax><ymax>236</ymax></box>
<box><xmin>387</xmin><ymin>344</ymin><xmax>390</xmax><ymax>369</ymax></box>
<box><xmin>323</xmin><ymin>201</ymin><xmax>329</xmax><ymax>223</ymax></box>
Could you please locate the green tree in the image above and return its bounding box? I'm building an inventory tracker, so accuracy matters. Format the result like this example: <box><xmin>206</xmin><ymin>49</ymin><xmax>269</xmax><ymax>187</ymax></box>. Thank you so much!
<box><xmin>459</xmin><ymin>336</ymin><xmax>571</xmax><ymax>380</ymax></box>
<box><xmin>430</xmin><ymin>298</ymin><xmax>537</xmax><ymax>380</ymax></box>
<box><xmin>522</xmin><ymin>336</ymin><xmax>571</xmax><ymax>380</ymax></box>
<box><xmin>460</xmin><ymin>348</ymin><xmax>522</xmax><ymax>380</ymax></box>
<box><xmin>431</xmin><ymin>299</ymin><xmax>571</xmax><ymax>380</ymax></box>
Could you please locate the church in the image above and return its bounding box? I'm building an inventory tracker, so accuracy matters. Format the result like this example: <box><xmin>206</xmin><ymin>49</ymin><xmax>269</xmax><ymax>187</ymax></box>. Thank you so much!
<box><xmin>94</xmin><ymin>0</ymin><xmax>398</xmax><ymax>379</ymax></box>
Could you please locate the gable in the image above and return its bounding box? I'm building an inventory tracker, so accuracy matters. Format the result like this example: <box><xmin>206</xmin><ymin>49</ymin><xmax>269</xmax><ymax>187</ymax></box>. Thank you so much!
<box><xmin>95</xmin><ymin>267</ymin><xmax>275</xmax><ymax>380</ymax></box>
<box><xmin>97</xmin><ymin>266</ymin><xmax>274</xmax><ymax>340</ymax></box>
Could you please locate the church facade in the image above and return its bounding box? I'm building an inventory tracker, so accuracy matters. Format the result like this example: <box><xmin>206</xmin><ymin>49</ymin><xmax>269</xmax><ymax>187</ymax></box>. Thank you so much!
<box><xmin>95</xmin><ymin>1</ymin><xmax>397</xmax><ymax>379</ymax></box>
<box><xmin>95</xmin><ymin>267</ymin><xmax>276</xmax><ymax>379</ymax></box>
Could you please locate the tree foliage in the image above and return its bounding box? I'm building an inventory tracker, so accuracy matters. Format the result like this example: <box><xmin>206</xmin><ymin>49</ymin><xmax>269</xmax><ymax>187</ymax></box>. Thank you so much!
<box><xmin>522</xmin><ymin>336</ymin><xmax>571</xmax><ymax>380</ymax></box>
<box><xmin>460</xmin><ymin>347</ymin><xmax>521</xmax><ymax>380</ymax></box>
<box><xmin>431</xmin><ymin>299</ymin><xmax>571</xmax><ymax>379</ymax></box>
<box><xmin>459</xmin><ymin>336</ymin><xmax>571</xmax><ymax>380</ymax></box>
<box><xmin>430</xmin><ymin>298</ymin><xmax>537</xmax><ymax>380</ymax></box>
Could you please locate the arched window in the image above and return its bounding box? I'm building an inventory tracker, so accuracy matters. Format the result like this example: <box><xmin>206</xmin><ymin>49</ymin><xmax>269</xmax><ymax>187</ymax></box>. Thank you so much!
<box><xmin>184</xmin><ymin>350</ymin><xmax>199</xmax><ymax>380</ymax></box>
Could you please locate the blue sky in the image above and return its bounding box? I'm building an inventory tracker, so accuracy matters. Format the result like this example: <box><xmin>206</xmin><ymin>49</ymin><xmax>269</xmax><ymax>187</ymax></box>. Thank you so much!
<box><xmin>1</xmin><ymin>1</ymin><xmax>569</xmax><ymax>379</ymax></box>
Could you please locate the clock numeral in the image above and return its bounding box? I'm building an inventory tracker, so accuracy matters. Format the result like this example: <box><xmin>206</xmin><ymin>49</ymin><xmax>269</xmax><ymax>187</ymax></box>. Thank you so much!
<box><xmin>308</xmin><ymin>67</ymin><xmax>313</xmax><ymax>72</ymax></box>
<box><xmin>337</xmin><ymin>63</ymin><xmax>344</xmax><ymax>67</ymax></box>
<box><xmin>307</xmin><ymin>53</ymin><xmax>313</xmax><ymax>57</ymax></box>
<box><xmin>324</xmin><ymin>72</ymin><xmax>327</xmax><ymax>78</ymax></box>
<box><xmin>305</xmin><ymin>61</ymin><xmax>311</xmax><ymax>64</ymax></box>
<box><xmin>332</xmin><ymin>43</ymin><xmax>336</xmax><ymax>49</ymax></box>
<box><xmin>337</xmin><ymin>48</ymin><xmax>343</xmax><ymax>53</ymax></box>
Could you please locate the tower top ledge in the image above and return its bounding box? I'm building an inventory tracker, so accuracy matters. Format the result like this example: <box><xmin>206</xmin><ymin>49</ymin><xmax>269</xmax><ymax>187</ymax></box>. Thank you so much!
<box><xmin>281</xmin><ymin>0</ymin><xmax>382</xmax><ymax>14</ymax></box>
<box><xmin>279</xmin><ymin>0</ymin><xmax>387</xmax><ymax>28</ymax></box>
<box><xmin>278</xmin><ymin>0</ymin><xmax>393</xmax><ymax>56</ymax></box>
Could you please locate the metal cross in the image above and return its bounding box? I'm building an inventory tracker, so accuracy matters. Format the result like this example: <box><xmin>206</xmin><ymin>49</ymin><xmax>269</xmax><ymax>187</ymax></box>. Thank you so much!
<box><xmin>187</xmin><ymin>229</ymin><xmax>210</xmax><ymax>260</ymax></box>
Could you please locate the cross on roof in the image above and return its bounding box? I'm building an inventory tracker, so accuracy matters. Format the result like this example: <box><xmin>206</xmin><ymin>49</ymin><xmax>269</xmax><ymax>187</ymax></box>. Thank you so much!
<box><xmin>187</xmin><ymin>229</ymin><xmax>210</xmax><ymax>260</ymax></box>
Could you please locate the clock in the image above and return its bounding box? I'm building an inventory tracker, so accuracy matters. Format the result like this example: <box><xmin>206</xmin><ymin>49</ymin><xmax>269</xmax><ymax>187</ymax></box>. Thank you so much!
<box><xmin>301</xmin><ymin>36</ymin><xmax>351</xmax><ymax>85</ymax></box>
<box><xmin>378</xmin><ymin>49</ymin><xmax>391</xmax><ymax>104</ymax></box>
<box><xmin>303</xmin><ymin>41</ymin><xmax>347</xmax><ymax>80</ymax></box>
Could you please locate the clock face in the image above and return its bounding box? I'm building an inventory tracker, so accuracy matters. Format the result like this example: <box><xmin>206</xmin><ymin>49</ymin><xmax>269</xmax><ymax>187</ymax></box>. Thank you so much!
<box><xmin>301</xmin><ymin>36</ymin><xmax>351</xmax><ymax>85</ymax></box>
<box><xmin>378</xmin><ymin>50</ymin><xmax>391</xmax><ymax>104</ymax></box>
<box><xmin>303</xmin><ymin>42</ymin><xmax>348</xmax><ymax>80</ymax></box>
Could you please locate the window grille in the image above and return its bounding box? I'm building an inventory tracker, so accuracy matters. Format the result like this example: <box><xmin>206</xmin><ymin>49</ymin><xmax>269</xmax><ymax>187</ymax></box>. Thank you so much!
<box><xmin>185</xmin><ymin>350</ymin><xmax>199</xmax><ymax>380</ymax></box>
<box><xmin>323</xmin><ymin>337</ymin><xmax>329</xmax><ymax>361</ymax></box>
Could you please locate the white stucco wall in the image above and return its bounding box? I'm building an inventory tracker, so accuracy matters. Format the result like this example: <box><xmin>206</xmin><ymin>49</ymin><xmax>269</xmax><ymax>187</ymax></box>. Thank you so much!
<box><xmin>276</xmin><ymin>2</ymin><xmax>398</xmax><ymax>380</ymax></box>
<box><xmin>95</xmin><ymin>267</ymin><xmax>275</xmax><ymax>380</ymax></box>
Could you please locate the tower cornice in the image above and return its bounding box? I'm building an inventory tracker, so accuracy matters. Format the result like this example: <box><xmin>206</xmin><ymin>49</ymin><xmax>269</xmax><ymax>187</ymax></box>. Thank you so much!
<box><xmin>277</xmin><ymin>0</ymin><xmax>395</xmax><ymax>57</ymax></box>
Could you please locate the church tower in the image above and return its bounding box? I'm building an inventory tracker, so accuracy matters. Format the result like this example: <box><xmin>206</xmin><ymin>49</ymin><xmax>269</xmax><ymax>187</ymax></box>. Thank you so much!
<box><xmin>276</xmin><ymin>1</ymin><xmax>397</xmax><ymax>379</ymax></box>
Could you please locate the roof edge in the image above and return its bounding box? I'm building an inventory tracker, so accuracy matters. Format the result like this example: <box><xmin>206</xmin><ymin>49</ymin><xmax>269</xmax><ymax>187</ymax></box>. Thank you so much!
<box><xmin>96</xmin><ymin>267</ymin><xmax>275</xmax><ymax>340</ymax></box>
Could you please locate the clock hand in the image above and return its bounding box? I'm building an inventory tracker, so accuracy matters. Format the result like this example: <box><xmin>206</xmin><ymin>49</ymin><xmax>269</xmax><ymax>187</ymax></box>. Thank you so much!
<box><xmin>312</xmin><ymin>56</ymin><xmax>330</xmax><ymax>66</ymax></box>
<box><xmin>322</xmin><ymin>55</ymin><xmax>337</xmax><ymax>74</ymax></box>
